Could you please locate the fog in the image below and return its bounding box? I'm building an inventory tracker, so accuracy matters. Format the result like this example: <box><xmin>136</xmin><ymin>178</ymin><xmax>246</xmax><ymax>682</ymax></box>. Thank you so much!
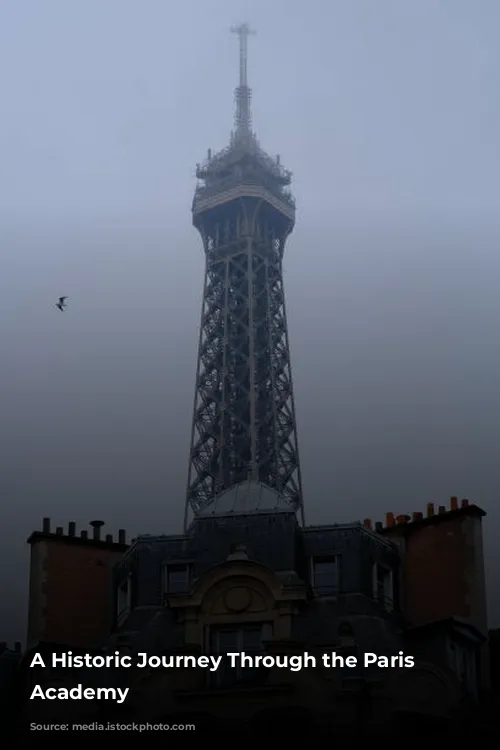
<box><xmin>0</xmin><ymin>0</ymin><xmax>498</xmax><ymax>640</ymax></box>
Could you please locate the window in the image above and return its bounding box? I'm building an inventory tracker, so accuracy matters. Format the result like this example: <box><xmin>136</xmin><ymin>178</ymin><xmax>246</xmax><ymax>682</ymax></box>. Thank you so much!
<box><xmin>117</xmin><ymin>576</ymin><xmax>131</xmax><ymax>625</ymax></box>
<box><xmin>209</xmin><ymin>624</ymin><xmax>271</xmax><ymax>687</ymax></box>
<box><xmin>163</xmin><ymin>564</ymin><xmax>190</xmax><ymax>594</ymax></box>
<box><xmin>312</xmin><ymin>557</ymin><xmax>339</xmax><ymax>596</ymax></box>
<box><xmin>372</xmin><ymin>563</ymin><xmax>393</xmax><ymax>611</ymax></box>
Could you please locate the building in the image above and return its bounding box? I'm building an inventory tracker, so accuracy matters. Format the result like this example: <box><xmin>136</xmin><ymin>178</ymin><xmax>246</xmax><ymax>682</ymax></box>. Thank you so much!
<box><xmin>20</xmin><ymin>496</ymin><xmax>489</xmax><ymax>737</ymax></box>
<box><xmin>26</xmin><ymin>518</ymin><xmax>128</xmax><ymax>651</ymax></box>
<box><xmin>106</xmin><ymin>493</ymin><xmax>489</xmax><ymax>730</ymax></box>
<box><xmin>17</xmin><ymin>25</ymin><xmax>492</xmax><ymax>740</ymax></box>
<box><xmin>380</xmin><ymin>498</ymin><xmax>489</xmax><ymax>695</ymax></box>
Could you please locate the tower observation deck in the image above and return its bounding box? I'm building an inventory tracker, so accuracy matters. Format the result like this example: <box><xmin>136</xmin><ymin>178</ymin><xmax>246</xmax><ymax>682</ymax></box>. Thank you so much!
<box><xmin>185</xmin><ymin>24</ymin><xmax>303</xmax><ymax>529</ymax></box>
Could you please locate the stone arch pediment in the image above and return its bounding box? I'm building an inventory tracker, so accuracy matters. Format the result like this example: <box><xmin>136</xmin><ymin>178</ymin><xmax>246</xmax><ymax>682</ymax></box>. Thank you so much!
<box><xmin>192</xmin><ymin>560</ymin><xmax>284</xmax><ymax>617</ymax></box>
<box><xmin>193</xmin><ymin>560</ymin><xmax>283</xmax><ymax>602</ymax></box>
<box><xmin>201</xmin><ymin>575</ymin><xmax>270</xmax><ymax>616</ymax></box>
<box><xmin>167</xmin><ymin>559</ymin><xmax>306</xmax><ymax>646</ymax></box>
<box><xmin>166</xmin><ymin>559</ymin><xmax>297</xmax><ymax>617</ymax></box>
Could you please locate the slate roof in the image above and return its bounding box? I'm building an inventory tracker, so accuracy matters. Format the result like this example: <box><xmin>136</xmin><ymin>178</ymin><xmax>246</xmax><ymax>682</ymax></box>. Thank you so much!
<box><xmin>196</xmin><ymin>481</ymin><xmax>291</xmax><ymax>517</ymax></box>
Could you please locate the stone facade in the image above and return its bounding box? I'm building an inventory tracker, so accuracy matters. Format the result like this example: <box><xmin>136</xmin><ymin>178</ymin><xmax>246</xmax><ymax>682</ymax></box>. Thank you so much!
<box><xmin>18</xmin><ymin>490</ymin><xmax>490</xmax><ymax>736</ymax></box>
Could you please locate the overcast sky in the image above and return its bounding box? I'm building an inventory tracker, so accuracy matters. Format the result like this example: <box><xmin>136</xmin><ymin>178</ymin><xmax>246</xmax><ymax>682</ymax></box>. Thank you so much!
<box><xmin>1</xmin><ymin>0</ymin><xmax>499</xmax><ymax>641</ymax></box>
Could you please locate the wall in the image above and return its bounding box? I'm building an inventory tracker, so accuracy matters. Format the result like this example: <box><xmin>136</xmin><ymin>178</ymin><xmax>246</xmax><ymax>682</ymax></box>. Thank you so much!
<box><xmin>26</xmin><ymin>520</ymin><xmax>128</xmax><ymax>649</ymax></box>
<box><xmin>379</xmin><ymin>499</ymin><xmax>489</xmax><ymax>693</ymax></box>
<box><xmin>113</xmin><ymin>516</ymin><xmax>402</xmax><ymax>632</ymax></box>
<box><xmin>380</xmin><ymin>501</ymin><xmax>487</xmax><ymax>633</ymax></box>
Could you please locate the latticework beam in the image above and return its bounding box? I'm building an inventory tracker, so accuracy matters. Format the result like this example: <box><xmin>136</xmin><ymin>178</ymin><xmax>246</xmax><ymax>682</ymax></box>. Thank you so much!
<box><xmin>186</xmin><ymin>196</ymin><xmax>303</xmax><ymax>525</ymax></box>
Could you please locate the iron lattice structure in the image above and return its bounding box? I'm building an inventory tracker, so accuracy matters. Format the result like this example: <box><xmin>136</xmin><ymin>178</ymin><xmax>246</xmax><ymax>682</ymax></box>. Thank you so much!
<box><xmin>185</xmin><ymin>25</ymin><xmax>304</xmax><ymax>528</ymax></box>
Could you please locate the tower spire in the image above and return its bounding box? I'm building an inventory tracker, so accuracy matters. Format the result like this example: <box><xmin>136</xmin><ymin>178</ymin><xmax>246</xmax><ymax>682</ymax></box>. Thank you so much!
<box><xmin>231</xmin><ymin>22</ymin><xmax>255</xmax><ymax>140</ymax></box>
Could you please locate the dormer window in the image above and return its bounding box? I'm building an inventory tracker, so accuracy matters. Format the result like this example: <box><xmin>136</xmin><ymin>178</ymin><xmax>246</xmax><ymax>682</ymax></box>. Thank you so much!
<box><xmin>372</xmin><ymin>563</ymin><xmax>393</xmax><ymax>611</ymax></box>
<box><xmin>163</xmin><ymin>564</ymin><xmax>190</xmax><ymax>594</ymax></box>
<box><xmin>312</xmin><ymin>556</ymin><xmax>339</xmax><ymax>596</ymax></box>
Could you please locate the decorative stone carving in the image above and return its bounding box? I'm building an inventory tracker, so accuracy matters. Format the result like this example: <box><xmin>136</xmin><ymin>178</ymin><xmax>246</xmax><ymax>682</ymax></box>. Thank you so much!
<box><xmin>223</xmin><ymin>586</ymin><xmax>252</xmax><ymax>613</ymax></box>
<box><xmin>209</xmin><ymin>585</ymin><xmax>266</xmax><ymax>615</ymax></box>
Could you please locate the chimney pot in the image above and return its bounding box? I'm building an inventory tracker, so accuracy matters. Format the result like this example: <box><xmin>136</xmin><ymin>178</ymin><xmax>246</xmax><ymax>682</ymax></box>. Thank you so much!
<box><xmin>385</xmin><ymin>512</ymin><xmax>395</xmax><ymax>528</ymax></box>
<box><xmin>90</xmin><ymin>520</ymin><xmax>105</xmax><ymax>540</ymax></box>
<box><xmin>118</xmin><ymin>529</ymin><xmax>126</xmax><ymax>545</ymax></box>
<box><xmin>42</xmin><ymin>517</ymin><xmax>50</xmax><ymax>534</ymax></box>
<box><xmin>450</xmin><ymin>496</ymin><xmax>458</xmax><ymax>511</ymax></box>
<box><xmin>55</xmin><ymin>526</ymin><xmax>63</xmax><ymax>535</ymax></box>
<box><xmin>68</xmin><ymin>522</ymin><xmax>76</xmax><ymax>537</ymax></box>
<box><xmin>375</xmin><ymin>521</ymin><xmax>383</xmax><ymax>533</ymax></box>
<box><xmin>363</xmin><ymin>518</ymin><xmax>372</xmax><ymax>529</ymax></box>
<box><xmin>105</xmin><ymin>534</ymin><xmax>113</xmax><ymax>543</ymax></box>
<box><xmin>461</xmin><ymin>498</ymin><xmax>469</xmax><ymax>508</ymax></box>
<box><xmin>412</xmin><ymin>512</ymin><xmax>423</xmax><ymax>522</ymax></box>
<box><xmin>438</xmin><ymin>505</ymin><xmax>446</xmax><ymax>514</ymax></box>
<box><xmin>80</xmin><ymin>530</ymin><xmax>88</xmax><ymax>540</ymax></box>
<box><xmin>427</xmin><ymin>503</ymin><xmax>434</xmax><ymax>517</ymax></box>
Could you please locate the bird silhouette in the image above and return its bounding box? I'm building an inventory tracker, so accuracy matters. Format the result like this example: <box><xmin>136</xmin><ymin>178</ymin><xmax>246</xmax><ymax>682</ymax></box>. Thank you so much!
<box><xmin>56</xmin><ymin>296</ymin><xmax>68</xmax><ymax>311</ymax></box>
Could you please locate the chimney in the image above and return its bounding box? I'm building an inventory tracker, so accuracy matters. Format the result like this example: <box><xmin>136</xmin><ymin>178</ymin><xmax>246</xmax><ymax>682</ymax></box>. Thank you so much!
<box><xmin>80</xmin><ymin>530</ymin><xmax>88</xmax><ymax>540</ymax></box>
<box><xmin>90</xmin><ymin>520</ymin><xmax>105</xmax><ymax>541</ymax></box>
<box><xmin>427</xmin><ymin>503</ymin><xmax>434</xmax><ymax>517</ymax></box>
<box><xmin>461</xmin><ymin>498</ymin><xmax>469</xmax><ymax>508</ymax></box>
<box><xmin>438</xmin><ymin>505</ymin><xmax>446</xmax><ymax>514</ymax></box>
<box><xmin>42</xmin><ymin>517</ymin><xmax>50</xmax><ymax>534</ymax></box>
<box><xmin>55</xmin><ymin>526</ymin><xmax>63</xmax><ymax>535</ymax></box>
<box><xmin>375</xmin><ymin>521</ymin><xmax>383</xmax><ymax>533</ymax></box>
<box><xmin>68</xmin><ymin>522</ymin><xmax>76</xmax><ymax>537</ymax></box>
<box><xmin>412</xmin><ymin>512</ymin><xmax>423</xmax><ymax>522</ymax></box>
<box><xmin>105</xmin><ymin>534</ymin><xmax>113</xmax><ymax>544</ymax></box>
<box><xmin>363</xmin><ymin>519</ymin><xmax>372</xmax><ymax>529</ymax></box>
<box><xmin>385</xmin><ymin>513</ymin><xmax>395</xmax><ymax>528</ymax></box>
<box><xmin>396</xmin><ymin>514</ymin><xmax>409</xmax><ymax>525</ymax></box>
<box><xmin>450</xmin><ymin>496</ymin><xmax>458</xmax><ymax>511</ymax></box>
<box><xmin>118</xmin><ymin>529</ymin><xmax>126</xmax><ymax>545</ymax></box>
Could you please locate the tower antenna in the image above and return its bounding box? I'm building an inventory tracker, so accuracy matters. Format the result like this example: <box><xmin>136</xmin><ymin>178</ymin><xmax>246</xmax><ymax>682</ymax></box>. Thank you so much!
<box><xmin>230</xmin><ymin>22</ymin><xmax>256</xmax><ymax>139</ymax></box>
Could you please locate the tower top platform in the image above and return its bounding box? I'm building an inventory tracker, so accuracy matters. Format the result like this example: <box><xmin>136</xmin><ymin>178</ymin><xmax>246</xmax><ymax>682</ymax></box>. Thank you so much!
<box><xmin>192</xmin><ymin>24</ymin><xmax>295</xmax><ymax>220</ymax></box>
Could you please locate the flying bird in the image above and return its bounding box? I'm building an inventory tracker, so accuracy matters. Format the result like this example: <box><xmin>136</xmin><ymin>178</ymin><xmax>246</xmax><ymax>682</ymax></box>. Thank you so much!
<box><xmin>56</xmin><ymin>296</ymin><xmax>68</xmax><ymax>311</ymax></box>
